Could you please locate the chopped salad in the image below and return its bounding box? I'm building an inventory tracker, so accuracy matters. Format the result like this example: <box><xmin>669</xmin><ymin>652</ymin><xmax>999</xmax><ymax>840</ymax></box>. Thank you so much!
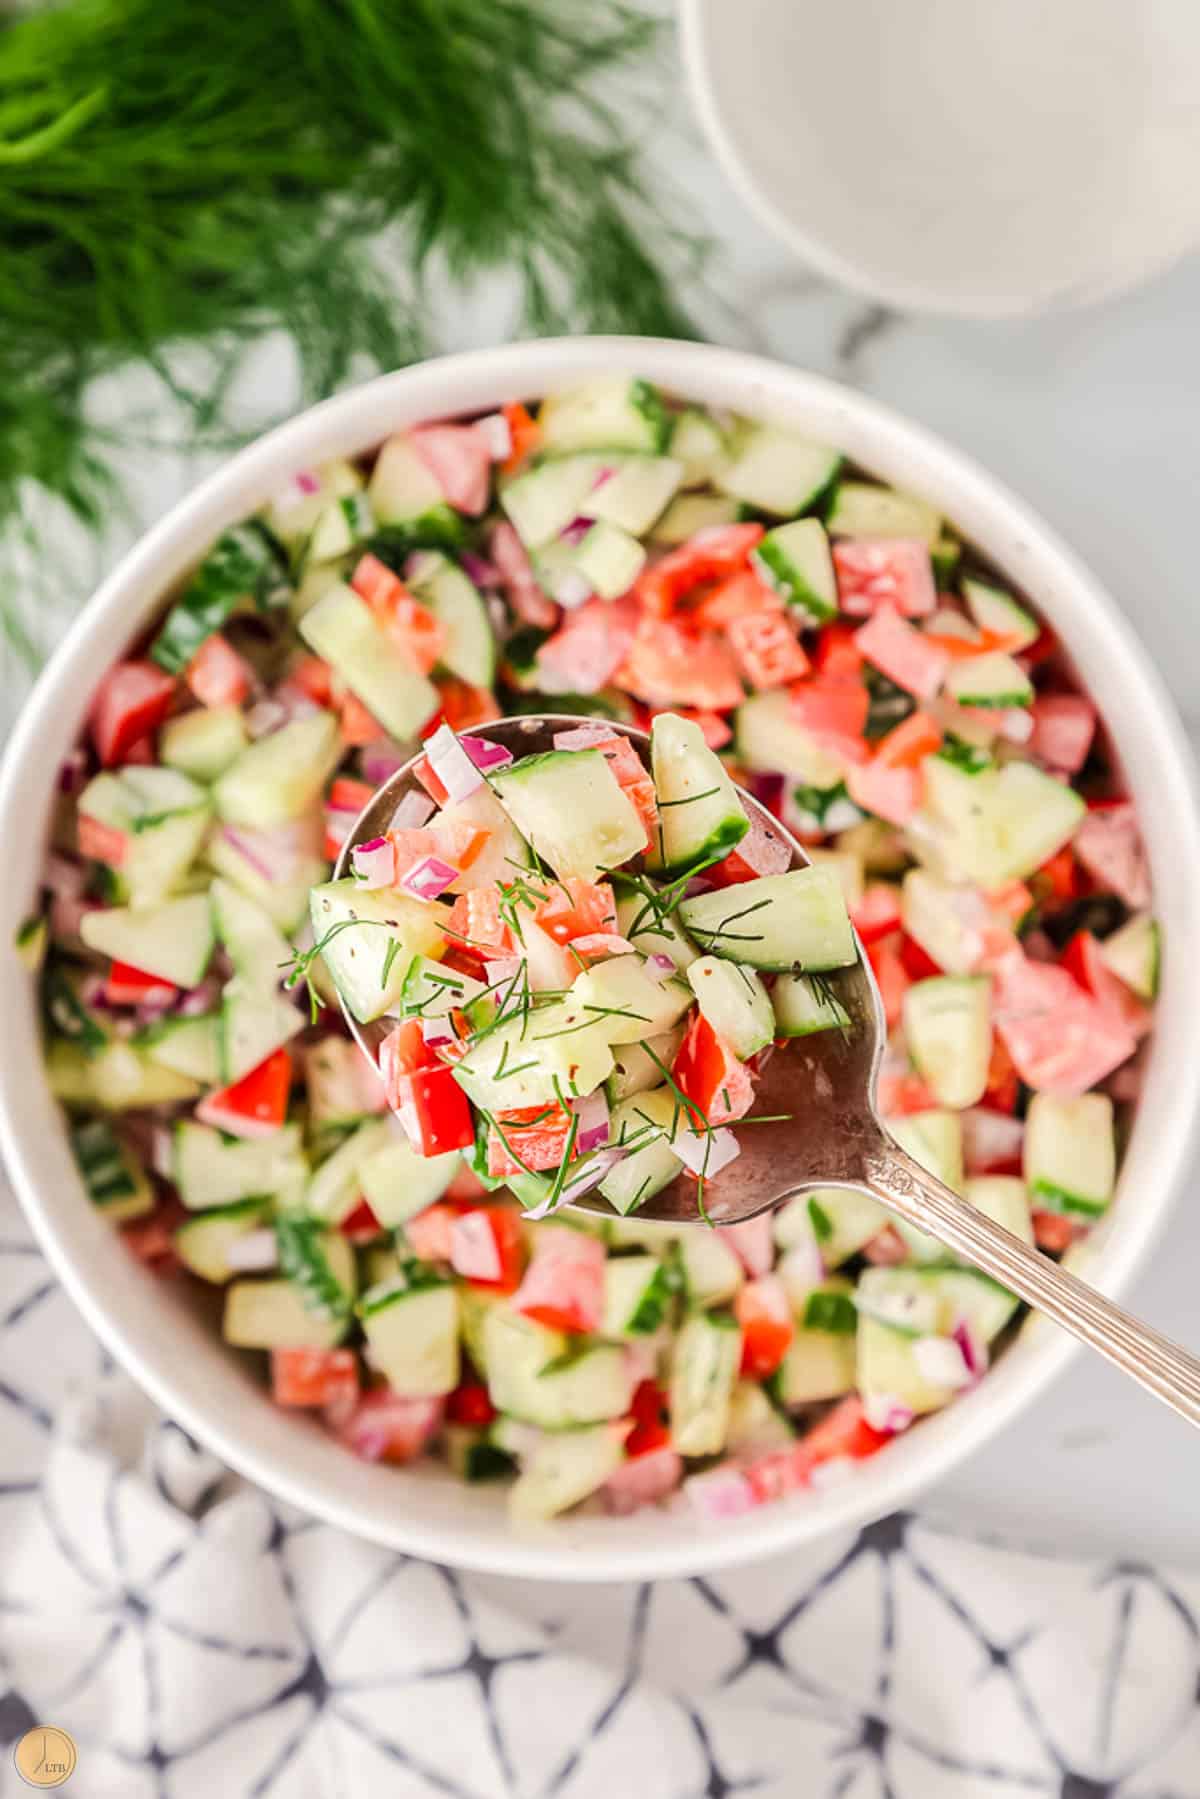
<box><xmin>23</xmin><ymin>373</ymin><xmax>1159</xmax><ymax>1523</ymax></box>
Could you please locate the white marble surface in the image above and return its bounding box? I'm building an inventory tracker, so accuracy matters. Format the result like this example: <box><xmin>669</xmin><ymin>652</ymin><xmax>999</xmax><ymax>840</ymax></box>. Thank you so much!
<box><xmin>4</xmin><ymin>24</ymin><xmax>1200</xmax><ymax>1566</ymax></box>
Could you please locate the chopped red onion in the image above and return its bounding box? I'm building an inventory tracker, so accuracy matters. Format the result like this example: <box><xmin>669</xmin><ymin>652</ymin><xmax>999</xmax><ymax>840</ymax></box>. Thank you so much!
<box><xmin>682</xmin><ymin>874</ymin><xmax>714</xmax><ymax>900</ymax></box>
<box><xmin>245</xmin><ymin>698</ymin><xmax>289</xmax><ymax>739</ymax></box>
<box><xmin>777</xmin><ymin>1237</ymin><xmax>826</xmax><ymax>1308</ymax></box>
<box><xmin>524</xmin><ymin>1148</ymin><xmax>624</xmax><ymax>1220</ymax></box>
<box><xmin>461</xmin><ymin>734</ymin><xmax>513</xmax><ymax>774</ymax></box>
<box><xmin>554</xmin><ymin>568</ymin><xmax>593</xmax><ymax>610</ymax></box>
<box><xmin>645</xmin><ymin>952</ymin><xmax>678</xmax><ymax>983</ymax></box>
<box><xmin>824</xmin><ymin>797</ymin><xmax>865</xmax><ymax>833</ymax></box>
<box><xmin>404</xmin><ymin>550</ymin><xmax>442</xmax><ymax>586</ymax></box>
<box><xmin>674</xmin><ymin>1126</ymin><xmax>741</xmax><ymax>1179</ymax></box>
<box><xmin>952</xmin><ymin>1319</ymin><xmax>989</xmax><ymax>1380</ymax></box>
<box><xmin>998</xmin><ymin>709</ymin><xmax>1035</xmax><ymax>745</ymax></box>
<box><xmin>50</xmin><ymin>894</ymin><xmax>94</xmax><ymax>941</ymax></box>
<box><xmin>351</xmin><ymin>837</ymin><xmax>396</xmax><ymax>889</ymax></box>
<box><xmin>589</xmin><ymin>466</ymin><xmax>617</xmax><ymax>491</ymax></box>
<box><xmin>388</xmin><ymin>790</ymin><xmax>436</xmax><ymax>832</ymax></box>
<box><xmin>558</xmin><ymin>517</ymin><xmax>593</xmax><ymax>548</ymax></box>
<box><xmin>324</xmin><ymin>809</ymin><xmax>355</xmax><ymax>855</ymax></box>
<box><xmin>360</xmin><ymin>741</ymin><xmax>407</xmax><ymax>787</ymax></box>
<box><xmin>270</xmin><ymin>469</ymin><xmax>322</xmax><ymax>516</ymax></box>
<box><xmin>460</xmin><ymin>550</ymin><xmax>501</xmax><ymax>588</ymax></box>
<box><xmin>421</xmin><ymin>1014</ymin><xmax>455</xmax><ymax>1048</ymax></box>
<box><xmin>571</xmin><ymin>1089</ymin><xmax>611</xmax><ymax>1155</ymax></box>
<box><xmin>474</xmin><ymin>413</ymin><xmax>512</xmax><ymax>461</ymax></box>
<box><xmin>59</xmin><ymin>749</ymin><xmax>87</xmax><ymax>795</ymax></box>
<box><xmin>226</xmin><ymin>1229</ymin><xmax>280</xmax><ymax>1273</ymax></box>
<box><xmin>44</xmin><ymin>853</ymin><xmax>86</xmax><ymax>901</ymax></box>
<box><xmin>861</xmin><ymin>1395</ymin><xmax>916</xmax><ymax>1433</ymax></box>
<box><xmin>748</xmin><ymin>771</ymin><xmax>785</xmax><ymax>814</ymax></box>
<box><xmin>622</xmin><ymin>1338</ymin><xmax>659</xmax><ymax>1386</ymax></box>
<box><xmin>398</xmin><ymin>854</ymin><xmax>460</xmax><ymax>902</ymax></box>
<box><xmin>961</xmin><ymin>1107</ymin><xmax>1024</xmax><ymax>1173</ymax></box>
<box><xmin>553</xmin><ymin>723</ymin><xmax>616</xmax><ymax>751</ymax></box>
<box><xmin>425</xmin><ymin>723</ymin><xmax>483</xmax><ymax>803</ymax></box>
<box><xmin>179</xmin><ymin>977</ymin><xmax>222</xmax><ymax>1017</ymax></box>
<box><xmin>913</xmin><ymin>1334</ymin><xmax>974</xmax><ymax>1390</ymax></box>
<box><xmin>685</xmin><ymin>1464</ymin><xmax>755</xmax><ymax>1520</ymax></box>
<box><xmin>220</xmin><ymin>826</ymin><xmax>278</xmax><ymax>882</ymax></box>
<box><xmin>483</xmin><ymin>954</ymin><xmax>521</xmax><ymax>987</ymax></box>
<box><xmin>151</xmin><ymin>1127</ymin><xmax>175</xmax><ymax>1181</ymax></box>
<box><xmin>809</xmin><ymin>1458</ymin><xmax>858</xmax><ymax>1492</ymax></box>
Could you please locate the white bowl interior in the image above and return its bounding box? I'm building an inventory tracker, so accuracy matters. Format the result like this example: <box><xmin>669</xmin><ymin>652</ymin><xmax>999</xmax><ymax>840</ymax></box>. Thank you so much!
<box><xmin>3</xmin><ymin>337</ymin><xmax>1198</xmax><ymax>1581</ymax></box>
<box><xmin>680</xmin><ymin>0</ymin><xmax>1200</xmax><ymax>316</ymax></box>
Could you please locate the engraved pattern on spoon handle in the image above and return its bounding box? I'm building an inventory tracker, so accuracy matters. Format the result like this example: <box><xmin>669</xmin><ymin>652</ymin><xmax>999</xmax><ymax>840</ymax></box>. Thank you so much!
<box><xmin>864</xmin><ymin>1141</ymin><xmax>1200</xmax><ymax>1428</ymax></box>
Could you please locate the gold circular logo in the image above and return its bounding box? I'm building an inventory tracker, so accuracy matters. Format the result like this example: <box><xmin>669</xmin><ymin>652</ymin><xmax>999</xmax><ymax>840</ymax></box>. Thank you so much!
<box><xmin>13</xmin><ymin>1727</ymin><xmax>77</xmax><ymax>1788</ymax></box>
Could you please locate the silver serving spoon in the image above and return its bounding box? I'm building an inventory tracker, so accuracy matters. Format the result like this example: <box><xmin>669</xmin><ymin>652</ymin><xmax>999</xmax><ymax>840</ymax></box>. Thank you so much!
<box><xmin>337</xmin><ymin>714</ymin><xmax>1200</xmax><ymax>1426</ymax></box>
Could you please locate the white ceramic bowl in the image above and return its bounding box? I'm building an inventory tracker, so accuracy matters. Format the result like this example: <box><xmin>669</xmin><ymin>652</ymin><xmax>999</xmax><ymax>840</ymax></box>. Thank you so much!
<box><xmin>679</xmin><ymin>0</ymin><xmax>1200</xmax><ymax>317</ymax></box>
<box><xmin>2</xmin><ymin>337</ymin><xmax>1198</xmax><ymax>1582</ymax></box>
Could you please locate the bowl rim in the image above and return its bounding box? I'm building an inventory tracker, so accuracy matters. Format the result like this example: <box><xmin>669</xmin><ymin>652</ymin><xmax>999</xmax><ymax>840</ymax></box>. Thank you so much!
<box><xmin>3</xmin><ymin>333</ymin><xmax>1199</xmax><ymax>1582</ymax></box>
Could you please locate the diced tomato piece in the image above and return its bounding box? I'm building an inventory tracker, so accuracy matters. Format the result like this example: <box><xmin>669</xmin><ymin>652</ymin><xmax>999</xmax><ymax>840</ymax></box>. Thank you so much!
<box><xmin>339</xmin><ymin>692</ymin><xmax>386</xmax><ymax>747</ymax></box>
<box><xmin>339</xmin><ymin>1199</ymin><xmax>384</xmax><ymax>1242</ymax></box>
<box><xmin>446</xmin><ymin>887</ymin><xmax>514</xmax><ymax>957</ymax></box>
<box><xmin>705</xmin><ymin>807</ymin><xmax>791</xmax><ymax>888</ymax></box>
<box><xmin>727</xmin><ymin>610</ymin><xmax>811</xmax><ymax>690</ymax></box>
<box><xmin>987</xmin><ymin>880</ymin><xmax>1034</xmax><ymax>928</ymax></box>
<box><xmin>672</xmin><ymin>1012</ymin><xmax>755</xmax><ymax>1126</ymax></box>
<box><xmin>993</xmin><ymin>953</ymin><xmax>1136</xmax><ymax>1094</ymax></box>
<box><xmin>90</xmin><ymin>660</ymin><xmax>176</xmax><ymax>767</ymax></box>
<box><xmin>851</xmin><ymin>883</ymin><xmax>902</xmax><ymax>944</ymax></box>
<box><xmin>615</xmin><ymin>615</ymin><xmax>745</xmax><ymax>712</ymax></box>
<box><xmin>196</xmin><ymin>1046</ymin><xmax>293</xmax><ymax>1140</ymax></box>
<box><xmin>832</xmin><ymin>540</ymin><xmax>936</xmax><ymax>618</ymax></box>
<box><xmin>734</xmin><ymin>1275</ymin><xmax>794</xmax><ymax>1378</ymax></box>
<box><xmin>534</xmin><ymin>877</ymin><xmax>617</xmax><ymax>944</ymax></box>
<box><xmin>351</xmin><ymin>556</ymin><xmax>443</xmax><ymax>672</ymax></box>
<box><xmin>437</xmin><ymin>678</ymin><xmax>501</xmax><ymax>732</ymax></box>
<box><xmin>77</xmin><ymin>815</ymin><xmax>127</xmax><ymax>867</ymax></box>
<box><xmin>866</xmin><ymin>934</ymin><xmax>911</xmax><ymax>1028</ymax></box>
<box><xmin>391</xmin><ymin>1065</ymin><xmax>475</xmax><ymax>1156</ymax></box>
<box><xmin>899</xmin><ymin>933</ymin><xmax>943</xmax><ymax>980</ymax></box>
<box><xmin>389</xmin><ymin>821</ymin><xmax>488</xmax><ymax>888</ymax></box>
<box><xmin>1021</xmin><ymin>623</ymin><xmax>1060</xmax><ymax>669</ymax></box>
<box><xmin>738</xmin><ymin>1396</ymin><xmax>892</xmax><ymax>1508</ymax></box>
<box><xmin>185</xmin><ymin>633</ymin><xmax>252</xmax><ymax>709</ymax></box>
<box><xmin>1060</xmin><ymin>930</ymin><xmax>1152</xmax><ymax>1040</ymax></box>
<box><xmin>1034</xmin><ymin>845</ymin><xmax>1082</xmax><ymax>907</ymax></box>
<box><xmin>603</xmin><ymin>1443</ymin><xmax>683</xmax><ymax>1513</ymax></box>
<box><xmin>788</xmin><ymin>675</ymin><xmax>870</xmax><ymax>743</ymax></box>
<box><xmin>672</xmin><ymin>708</ymin><xmax>733</xmax><ymax>751</ymax></box>
<box><xmin>120</xmin><ymin>733</ymin><xmax>156</xmax><ymax>765</ymax></box>
<box><xmin>491</xmin><ymin>520</ymin><xmax>557</xmax><ymax>629</ymax></box>
<box><xmin>405</xmin><ymin>1201</ymin><xmax>460</xmax><ymax>1263</ymax></box>
<box><xmin>537</xmin><ymin>594</ymin><xmax>638</xmax><ymax>695</ymax></box>
<box><xmin>412</xmin><ymin>753</ymin><xmax>451</xmax><ymax>807</ymax></box>
<box><xmin>379</xmin><ymin>1019</ymin><xmax>436</xmax><ymax>1103</ymax></box>
<box><xmin>514</xmin><ymin>1227</ymin><xmax>606</xmax><ymax>1334</ymax></box>
<box><xmin>445</xmin><ymin>1163</ymin><xmax>488</xmax><ymax>1203</ymax></box>
<box><xmin>691</xmin><ymin>568</ymin><xmax>779</xmax><ymax>630</ymax></box>
<box><xmin>877</xmin><ymin>1068</ymin><xmax>939</xmax><ymax>1115</ymax></box>
<box><xmin>1028</xmin><ymin>693</ymin><xmax>1097</xmax><ymax>774</ymax></box>
<box><xmin>350</xmin><ymin>552</ymin><xmax>405</xmax><ymax>612</ymax></box>
<box><xmin>814</xmin><ymin>622</ymin><xmax>865</xmax><ymax>678</ymax></box>
<box><xmin>288</xmin><ymin>654</ymin><xmax>335</xmax><ymax>707</ymax></box>
<box><xmin>846</xmin><ymin>759</ymin><xmax>921</xmax><ymax>826</ymax></box>
<box><xmin>855</xmin><ymin>607</ymin><xmax>949</xmax><ymax>701</ymax></box>
<box><xmin>873</xmin><ymin>710</ymin><xmax>942</xmax><ymax>769</ymax></box>
<box><xmin>1073</xmin><ymin>802</ymin><xmax>1151</xmax><ymax>909</ymax></box>
<box><xmin>410</xmin><ymin>423</ymin><xmax>492</xmax><ymax>517</ymax></box>
<box><xmin>446</xmin><ymin>1381</ymin><xmax>497</xmax><ymax>1427</ymax></box>
<box><xmin>272</xmin><ymin>1347</ymin><xmax>359</xmax><ymax>1410</ymax></box>
<box><xmin>571</xmin><ymin>932</ymin><xmax>636</xmax><ymax>961</ymax></box>
<box><xmin>637</xmin><ymin>524</ymin><xmax>765</xmax><ymax>616</ymax></box>
<box><xmin>328</xmin><ymin>776</ymin><xmax>375</xmax><ymax>815</ymax></box>
<box><xmin>624</xmin><ymin>1376</ymin><xmax>671</xmax><ymax>1457</ymax></box>
<box><xmin>104</xmin><ymin>960</ymin><xmax>177</xmax><ymax>1007</ymax></box>
<box><xmin>1031</xmin><ymin>1209</ymin><xmax>1080</xmax><ymax>1254</ymax></box>
<box><xmin>334</xmin><ymin>1390</ymin><xmax>444</xmax><ymax>1464</ymax></box>
<box><xmin>982</xmin><ymin>1033</ymin><xmax>1020</xmax><ymax>1114</ymax></box>
<box><xmin>487</xmin><ymin>1104</ymin><xmax>574</xmax><ymax>1178</ymax></box>
<box><xmin>448</xmin><ymin>1204</ymin><xmax>526</xmax><ymax>1289</ymax></box>
<box><xmin>501</xmin><ymin>401</ymin><xmax>540</xmax><ymax>474</ymax></box>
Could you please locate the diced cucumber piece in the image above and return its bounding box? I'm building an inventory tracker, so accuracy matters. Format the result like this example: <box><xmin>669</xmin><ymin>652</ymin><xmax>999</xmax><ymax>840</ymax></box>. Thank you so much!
<box><xmin>306</xmin><ymin>492</ymin><xmax>374</xmax><ymax>565</ymax></box>
<box><xmin>42</xmin><ymin>963</ymin><xmax>108</xmax><ymax>1054</ymax></box>
<box><xmin>920</xmin><ymin>757</ymin><xmax>1085</xmax><ymax>887</ymax></box>
<box><xmin>716</xmin><ymin>424</ymin><xmax>841</xmax><ymax>518</ymax></box>
<box><xmin>1099</xmin><ymin>913</ymin><xmax>1159</xmax><ymax>1000</ymax></box>
<box><xmin>70</xmin><ymin>1119</ymin><xmax>154</xmax><ymax>1221</ymax></box>
<box><xmin>48</xmin><ymin>1039</ymin><xmax>201</xmax><ymax>1111</ymax></box>
<box><xmin>926</xmin><ymin>1266</ymin><xmax>1019</xmax><ymax>1341</ymax></box>
<box><xmin>727</xmin><ymin>1380</ymin><xmax>794</xmax><ymax>1455</ymax></box>
<box><xmin>651</xmin><ymin>493</ymin><xmax>740</xmax><ymax>544</ymax></box>
<box><xmin>218</xmin><ymin>977</ymin><xmax>304</xmax><ymax>1084</ymax></box>
<box><xmin>826</xmin><ymin>482</ymin><xmax>941</xmax><ymax>545</ymax></box>
<box><xmin>685</xmin><ymin>956</ymin><xmax>772</xmax><ymax>1059</ymax></box>
<box><xmin>135</xmin><ymin>1013</ymin><xmax>221</xmax><ymax>1084</ymax></box>
<box><xmin>360</xmin><ymin>1280</ymin><xmax>459</xmax><ymax>1397</ymax></box>
<box><xmin>902</xmin><ymin>975</ymin><xmax>992</xmax><ymax>1109</ymax></box>
<box><xmin>454</xmin><ymin>996</ymin><xmax>614</xmax><ymax>1113</ymax></box>
<box><xmin>600</xmin><ymin>1087</ymin><xmax>684</xmax><ymax>1214</ymax></box>
<box><xmin>408</xmin><ymin>554</ymin><xmax>495</xmax><ymax>688</ymax></box>
<box><xmin>360</xmin><ymin>1138</ymin><xmax>459</xmax><ymax>1229</ymax></box>
<box><xmin>857</xmin><ymin>1264</ymin><xmax>1017</xmax><ymax>1345</ymax></box>
<box><xmin>290</xmin><ymin>559</ymin><xmax>351</xmax><ymax>622</ymax></box>
<box><xmin>508</xmin><ymin>1423</ymin><xmax>626</xmax><ymax>1521</ymax></box>
<box><xmin>805</xmin><ymin>847</ymin><xmax>865</xmax><ymax>911</ymax></box>
<box><xmin>305</xmin><ymin>1037</ymin><xmax>383</xmax><ymax>1129</ymax></box>
<box><xmin>79</xmin><ymin>766</ymin><xmax>211</xmax><ymax>907</ymax></box>
<box><xmin>483</xmin><ymin>1306</ymin><xmax>634</xmax><ymax>1427</ymax></box>
<box><xmin>669</xmin><ymin>1312</ymin><xmax>740</xmax><ymax>1455</ymax></box>
<box><xmin>571</xmin><ymin>954</ymin><xmax>693</xmax><ymax>1047</ymax></box>
<box><xmin>774</xmin><ymin>1320</ymin><xmax>857</xmax><ymax>1407</ymax></box>
<box><xmin>646</xmin><ymin>711</ymin><xmax>748</xmax><ymax>877</ymax></box>
<box><xmin>772</xmin><ymin>972</ymin><xmax>851</xmax><ymax>1038</ymax></box>
<box><xmin>605</xmin><ymin>1027</ymin><xmax>687</xmax><ymax>1105</ymax></box>
<box><xmin>677</xmin><ymin>1227</ymin><xmax>744</xmax><ymax>1308</ymax></box>
<box><xmin>901</xmin><ymin>869</ymin><xmax>991</xmax><ymax>977</ymax></box>
<box><xmin>536</xmin><ymin>519</ymin><xmax>645</xmax><ymax>602</ymax></box>
<box><xmin>299</xmin><ymin>585</ymin><xmax>437</xmax><ymax>741</ymax></box>
<box><xmin>1024</xmin><ymin>1092</ymin><xmax>1115</xmax><ymax>1218</ymax></box>
<box><xmin>735</xmin><ymin>690</ymin><xmax>846</xmax><ymax>788</ymax></box>
<box><xmin>175</xmin><ymin>1121</ymin><xmax>307</xmax><ymax>1210</ymax></box>
<box><xmin>678</xmin><ymin>867</ymin><xmax>857</xmax><ymax>973</ymax></box>
<box><xmin>366</xmin><ymin>434</ymin><xmax>448</xmax><ymax>526</ymax></box>
<box><xmin>264</xmin><ymin>458</ymin><xmax>363</xmax><ymax>551</ymax></box>
<box><xmin>775</xmin><ymin>1187</ymin><xmax>886</xmax><ymax>1268</ymax></box>
<box><xmin>604</xmin><ymin>1216</ymin><xmax>681</xmax><ymax>1252</ymax></box>
<box><xmin>499</xmin><ymin>454</ymin><xmax>607</xmax><ymax>550</ymax></box>
<box><xmin>965</xmin><ymin>1176</ymin><xmax>1033</xmax><ymax>1246</ymax></box>
<box><xmin>752</xmin><ymin>518</ymin><xmax>838</xmax><ymax>623</ymax></box>
<box><xmin>210</xmin><ymin>877</ymin><xmax>292</xmax><ymax>985</ymax></box>
<box><xmin>214</xmin><ymin>710</ymin><xmax>342</xmax><ymax>830</ymax></box>
<box><xmin>798</xmin><ymin>1280</ymin><xmax>858</xmax><ymax>1334</ymax></box>
<box><xmin>80</xmin><ymin>893</ymin><xmax>214</xmax><ymax>988</ymax></box>
<box><xmin>886</xmin><ymin>1110</ymin><xmax>963</xmax><ymax>1261</ymax></box>
<box><xmin>490</xmin><ymin>749</ymin><xmax>646</xmax><ymax>882</ymax></box>
<box><xmin>962</xmin><ymin>578</ymin><xmax>1038</xmax><ymax>650</ymax></box>
<box><xmin>445</xmin><ymin>1421</ymin><xmax>516</xmax><ymax>1484</ymax></box>
<box><xmin>276</xmin><ymin>1214</ymin><xmax>356</xmax><ymax>1320</ymax></box>
<box><xmin>601</xmin><ymin>1255</ymin><xmax>671</xmax><ymax>1337</ymax></box>
<box><xmin>585</xmin><ymin>456</ymin><xmax>683</xmax><ymax>535</ymax></box>
<box><xmin>224</xmin><ymin>1273</ymin><xmax>346</xmax><ymax>1352</ymax></box>
<box><xmin>400</xmin><ymin>954</ymin><xmax>485</xmax><ymax>1020</ymax></box>
<box><xmin>206</xmin><ymin>827</ymin><xmax>325</xmax><ymax>935</ymax></box>
<box><xmin>613</xmin><ymin>878</ymin><xmax>699</xmax><ymax>971</ymax></box>
<box><xmin>857</xmin><ymin>1316</ymin><xmax>958</xmax><ymax>1417</ymax></box>
<box><xmin>537</xmin><ymin>376</ymin><xmax>670</xmax><ymax>455</ymax></box>
<box><xmin>669</xmin><ymin>409</ymin><xmax>730</xmax><ymax>488</ymax></box>
<box><xmin>175</xmin><ymin>1197</ymin><xmax>272</xmax><ymax>1284</ymax></box>
<box><xmin>151</xmin><ymin>523</ymin><xmax>288</xmax><ymax>675</ymax></box>
<box><xmin>946</xmin><ymin>651</ymin><xmax>1033</xmax><ymax>709</ymax></box>
<box><xmin>303</xmin><ymin>1118</ymin><xmax>388</xmax><ymax>1223</ymax></box>
<box><xmin>309</xmin><ymin>880</ymin><xmax>448</xmax><ymax>1023</ymax></box>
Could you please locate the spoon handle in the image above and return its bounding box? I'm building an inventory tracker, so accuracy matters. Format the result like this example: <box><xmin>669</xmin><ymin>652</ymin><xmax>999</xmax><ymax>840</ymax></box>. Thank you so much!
<box><xmin>864</xmin><ymin>1140</ymin><xmax>1200</xmax><ymax>1427</ymax></box>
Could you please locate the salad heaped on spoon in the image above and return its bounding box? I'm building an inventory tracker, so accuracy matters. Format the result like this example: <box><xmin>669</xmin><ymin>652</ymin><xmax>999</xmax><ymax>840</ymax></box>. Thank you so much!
<box><xmin>23</xmin><ymin>373</ymin><xmax>1160</xmax><ymax>1523</ymax></box>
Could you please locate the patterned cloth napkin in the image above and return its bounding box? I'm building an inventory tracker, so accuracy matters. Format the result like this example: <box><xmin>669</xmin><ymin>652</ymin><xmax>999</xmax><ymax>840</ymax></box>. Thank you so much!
<box><xmin>3</xmin><ymin>1180</ymin><xmax>1199</xmax><ymax>1799</ymax></box>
